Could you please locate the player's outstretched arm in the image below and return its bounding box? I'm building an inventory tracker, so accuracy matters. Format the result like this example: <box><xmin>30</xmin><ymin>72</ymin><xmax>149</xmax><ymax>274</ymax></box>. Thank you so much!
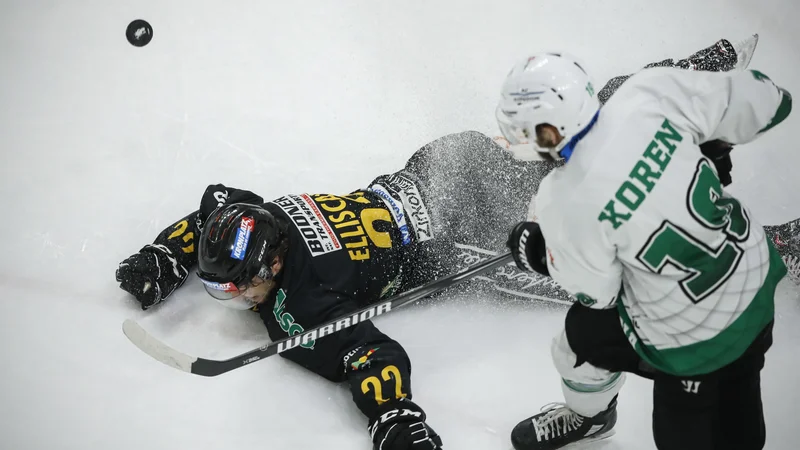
<box><xmin>115</xmin><ymin>183</ymin><xmax>265</xmax><ymax>310</ymax></box>
<box><xmin>115</xmin><ymin>211</ymin><xmax>197</xmax><ymax>310</ymax></box>
<box><xmin>662</xmin><ymin>68</ymin><xmax>791</xmax><ymax>146</ymax></box>
<box><xmin>712</xmin><ymin>70</ymin><xmax>791</xmax><ymax>143</ymax></box>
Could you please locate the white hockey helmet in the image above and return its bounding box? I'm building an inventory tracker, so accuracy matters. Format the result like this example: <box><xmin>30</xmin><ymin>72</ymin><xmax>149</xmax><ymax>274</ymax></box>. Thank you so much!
<box><xmin>495</xmin><ymin>52</ymin><xmax>600</xmax><ymax>160</ymax></box>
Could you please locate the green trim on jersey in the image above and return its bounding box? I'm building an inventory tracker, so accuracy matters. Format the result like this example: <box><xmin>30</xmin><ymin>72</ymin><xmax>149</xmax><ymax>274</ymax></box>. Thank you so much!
<box><xmin>759</xmin><ymin>88</ymin><xmax>792</xmax><ymax>133</ymax></box>
<box><xmin>619</xmin><ymin>239</ymin><xmax>785</xmax><ymax>376</ymax></box>
<box><xmin>563</xmin><ymin>372</ymin><xmax>623</xmax><ymax>393</ymax></box>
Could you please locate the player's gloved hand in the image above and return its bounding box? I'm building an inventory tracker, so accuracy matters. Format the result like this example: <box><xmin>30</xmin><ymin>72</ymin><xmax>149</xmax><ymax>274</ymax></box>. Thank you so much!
<box><xmin>368</xmin><ymin>398</ymin><xmax>443</xmax><ymax>450</ymax></box>
<box><xmin>507</xmin><ymin>221</ymin><xmax>549</xmax><ymax>276</ymax></box>
<box><xmin>116</xmin><ymin>244</ymin><xmax>189</xmax><ymax>310</ymax></box>
<box><xmin>699</xmin><ymin>140</ymin><xmax>734</xmax><ymax>186</ymax></box>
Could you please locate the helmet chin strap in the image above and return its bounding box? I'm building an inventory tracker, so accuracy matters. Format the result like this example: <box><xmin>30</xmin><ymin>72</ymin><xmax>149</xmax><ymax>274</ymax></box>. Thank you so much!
<box><xmin>558</xmin><ymin>111</ymin><xmax>600</xmax><ymax>162</ymax></box>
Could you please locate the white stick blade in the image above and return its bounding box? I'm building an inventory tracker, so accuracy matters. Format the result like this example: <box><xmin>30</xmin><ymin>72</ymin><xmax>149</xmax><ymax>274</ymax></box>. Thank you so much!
<box><xmin>122</xmin><ymin>319</ymin><xmax>197</xmax><ymax>373</ymax></box>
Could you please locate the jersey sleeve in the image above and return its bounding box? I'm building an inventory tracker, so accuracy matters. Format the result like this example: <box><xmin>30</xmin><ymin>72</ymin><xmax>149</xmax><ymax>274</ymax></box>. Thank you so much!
<box><xmin>537</xmin><ymin>198</ymin><xmax>623</xmax><ymax>309</ymax></box>
<box><xmin>197</xmin><ymin>183</ymin><xmax>265</xmax><ymax>227</ymax></box>
<box><xmin>651</xmin><ymin>68</ymin><xmax>792</xmax><ymax>145</ymax></box>
<box><xmin>143</xmin><ymin>183</ymin><xmax>267</xmax><ymax>275</ymax></box>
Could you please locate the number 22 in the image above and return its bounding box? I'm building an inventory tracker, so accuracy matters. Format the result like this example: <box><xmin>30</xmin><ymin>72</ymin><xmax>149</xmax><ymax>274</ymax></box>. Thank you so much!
<box><xmin>360</xmin><ymin>365</ymin><xmax>407</xmax><ymax>405</ymax></box>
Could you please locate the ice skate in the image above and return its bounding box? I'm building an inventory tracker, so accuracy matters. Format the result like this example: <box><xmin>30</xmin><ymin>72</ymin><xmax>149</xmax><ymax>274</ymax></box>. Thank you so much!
<box><xmin>732</xmin><ymin>33</ymin><xmax>759</xmax><ymax>70</ymax></box>
<box><xmin>510</xmin><ymin>397</ymin><xmax>617</xmax><ymax>450</ymax></box>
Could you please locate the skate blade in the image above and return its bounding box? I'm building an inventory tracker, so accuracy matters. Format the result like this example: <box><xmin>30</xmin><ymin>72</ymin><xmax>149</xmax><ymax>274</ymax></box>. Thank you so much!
<box><xmin>507</xmin><ymin>429</ymin><xmax>615</xmax><ymax>450</ymax></box>
<box><xmin>734</xmin><ymin>33</ymin><xmax>759</xmax><ymax>70</ymax></box>
<box><xmin>561</xmin><ymin>429</ymin><xmax>616</xmax><ymax>449</ymax></box>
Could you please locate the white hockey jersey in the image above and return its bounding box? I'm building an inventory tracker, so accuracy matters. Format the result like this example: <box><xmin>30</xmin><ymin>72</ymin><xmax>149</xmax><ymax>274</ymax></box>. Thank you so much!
<box><xmin>535</xmin><ymin>67</ymin><xmax>792</xmax><ymax>376</ymax></box>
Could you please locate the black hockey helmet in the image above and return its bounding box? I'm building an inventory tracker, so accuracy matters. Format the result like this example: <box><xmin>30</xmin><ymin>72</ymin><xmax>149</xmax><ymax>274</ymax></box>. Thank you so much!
<box><xmin>196</xmin><ymin>203</ymin><xmax>288</xmax><ymax>308</ymax></box>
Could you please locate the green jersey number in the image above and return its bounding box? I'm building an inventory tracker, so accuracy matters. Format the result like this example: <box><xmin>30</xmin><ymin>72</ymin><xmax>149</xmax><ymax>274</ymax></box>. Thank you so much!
<box><xmin>636</xmin><ymin>159</ymin><xmax>751</xmax><ymax>303</ymax></box>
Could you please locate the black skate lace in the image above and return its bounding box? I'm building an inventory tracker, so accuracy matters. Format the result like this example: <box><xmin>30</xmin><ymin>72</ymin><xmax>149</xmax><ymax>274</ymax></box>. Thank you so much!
<box><xmin>533</xmin><ymin>403</ymin><xmax>584</xmax><ymax>442</ymax></box>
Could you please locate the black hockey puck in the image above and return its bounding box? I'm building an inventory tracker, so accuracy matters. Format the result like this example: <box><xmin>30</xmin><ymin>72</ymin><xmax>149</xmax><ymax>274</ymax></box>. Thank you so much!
<box><xmin>126</xmin><ymin>19</ymin><xmax>153</xmax><ymax>47</ymax></box>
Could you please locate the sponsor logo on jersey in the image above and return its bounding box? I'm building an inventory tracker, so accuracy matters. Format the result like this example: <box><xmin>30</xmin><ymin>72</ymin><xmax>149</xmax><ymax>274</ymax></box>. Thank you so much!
<box><xmin>386</xmin><ymin>174</ymin><xmax>433</xmax><ymax>242</ymax></box>
<box><xmin>311</xmin><ymin>192</ymin><xmax>393</xmax><ymax>261</ymax></box>
<box><xmin>271</xmin><ymin>194</ymin><xmax>341</xmax><ymax>256</ymax></box>
<box><xmin>272</xmin><ymin>289</ymin><xmax>314</xmax><ymax>350</ymax></box>
<box><xmin>231</xmin><ymin>216</ymin><xmax>254</xmax><ymax>260</ymax></box>
<box><xmin>369</xmin><ymin>183</ymin><xmax>412</xmax><ymax>245</ymax></box>
<box><xmin>342</xmin><ymin>346</ymin><xmax>363</xmax><ymax>370</ymax></box>
<box><xmin>350</xmin><ymin>347</ymin><xmax>380</xmax><ymax>371</ymax></box>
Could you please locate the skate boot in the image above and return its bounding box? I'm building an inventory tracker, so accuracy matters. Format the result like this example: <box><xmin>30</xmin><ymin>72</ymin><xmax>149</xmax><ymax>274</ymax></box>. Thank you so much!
<box><xmin>732</xmin><ymin>33</ymin><xmax>759</xmax><ymax>70</ymax></box>
<box><xmin>510</xmin><ymin>397</ymin><xmax>617</xmax><ymax>450</ymax></box>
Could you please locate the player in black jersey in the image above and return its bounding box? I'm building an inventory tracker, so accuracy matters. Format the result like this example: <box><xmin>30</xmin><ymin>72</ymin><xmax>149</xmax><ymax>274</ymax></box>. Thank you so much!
<box><xmin>115</xmin><ymin>35</ymin><xmax>799</xmax><ymax>450</ymax></box>
<box><xmin>115</xmin><ymin>129</ymin><xmax>563</xmax><ymax>450</ymax></box>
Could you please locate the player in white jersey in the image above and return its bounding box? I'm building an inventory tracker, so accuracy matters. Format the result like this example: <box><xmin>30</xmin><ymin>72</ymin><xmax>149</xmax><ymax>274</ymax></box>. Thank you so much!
<box><xmin>500</xmin><ymin>52</ymin><xmax>792</xmax><ymax>450</ymax></box>
<box><xmin>492</xmin><ymin>35</ymin><xmax>800</xmax><ymax>285</ymax></box>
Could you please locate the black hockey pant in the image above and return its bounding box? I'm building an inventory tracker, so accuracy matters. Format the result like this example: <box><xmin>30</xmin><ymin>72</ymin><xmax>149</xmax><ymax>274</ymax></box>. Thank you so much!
<box><xmin>565</xmin><ymin>303</ymin><xmax>773</xmax><ymax>450</ymax></box>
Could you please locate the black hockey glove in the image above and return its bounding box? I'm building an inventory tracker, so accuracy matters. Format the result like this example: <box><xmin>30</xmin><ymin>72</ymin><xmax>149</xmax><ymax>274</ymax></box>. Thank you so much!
<box><xmin>368</xmin><ymin>398</ymin><xmax>443</xmax><ymax>450</ymax></box>
<box><xmin>506</xmin><ymin>221</ymin><xmax>549</xmax><ymax>276</ymax></box>
<box><xmin>116</xmin><ymin>244</ymin><xmax>189</xmax><ymax>310</ymax></box>
<box><xmin>699</xmin><ymin>140</ymin><xmax>734</xmax><ymax>186</ymax></box>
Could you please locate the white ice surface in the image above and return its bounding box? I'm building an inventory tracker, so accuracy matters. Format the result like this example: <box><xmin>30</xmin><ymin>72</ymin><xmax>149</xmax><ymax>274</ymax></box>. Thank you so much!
<box><xmin>1</xmin><ymin>1</ymin><xmax>799</xmax><ymax>449</ymax></box>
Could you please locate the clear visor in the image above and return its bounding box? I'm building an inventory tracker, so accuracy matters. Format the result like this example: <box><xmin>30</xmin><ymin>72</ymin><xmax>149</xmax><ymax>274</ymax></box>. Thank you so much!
<box><xmin>496</xmin><ymin>106</ymin><xmax>532</xmax><ymax>146</ymax></box>
<box><xmin>214</xmin><ymin>295</ymin><xmax>258</xmax><ymax>311</ymax></box>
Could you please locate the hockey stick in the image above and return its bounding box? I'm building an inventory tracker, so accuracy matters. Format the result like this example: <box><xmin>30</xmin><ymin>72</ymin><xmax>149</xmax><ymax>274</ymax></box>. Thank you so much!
<box><xmin>123</xmin><ymin>252</ymin><xmax>514</xmax><ymax>377</ymax></box>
